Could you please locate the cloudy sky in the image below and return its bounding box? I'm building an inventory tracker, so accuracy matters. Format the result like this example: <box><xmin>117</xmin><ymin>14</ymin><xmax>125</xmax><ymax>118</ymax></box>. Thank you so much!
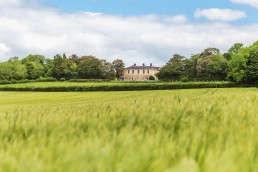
<box><xmin>0</xmin><ymin>0</ymin><xmax>258</xmax><ymax>66</ymax></box>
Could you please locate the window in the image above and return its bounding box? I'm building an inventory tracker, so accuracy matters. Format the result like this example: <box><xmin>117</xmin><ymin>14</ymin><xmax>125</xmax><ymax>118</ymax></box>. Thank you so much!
<box><xmin>138</xmin><ymin>70</ymin><xmax>140</xmax><ymax>74</ymax></box>
<box><xmin>128</xmin><ymin>70</ymin><xmax>130</xmax><ymax>74</ymax></box>
<box><xmin>143</xmin><ymin>70</ymin><xmax>145</xmax><ymax>74</ymax></box>
<box><xmin>147</xmin><ymin>70</ymin><xmax>150</xmax><ymax>74</ymax></box>
<box><xmin>132</xmin><ymin>70</ymin><xmax>134</xmax><ymax>74</ymax></box>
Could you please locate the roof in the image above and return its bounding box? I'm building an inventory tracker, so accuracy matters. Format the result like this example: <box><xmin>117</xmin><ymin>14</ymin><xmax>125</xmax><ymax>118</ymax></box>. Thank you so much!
<box><xmin>125</xmin><ymin>65</ymin><xmax>160</xmax><ymax>70</ymax></box>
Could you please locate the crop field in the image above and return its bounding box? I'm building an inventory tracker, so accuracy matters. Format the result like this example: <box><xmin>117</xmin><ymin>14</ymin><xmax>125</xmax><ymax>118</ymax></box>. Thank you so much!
<box><xmin>0</xmin><ymin>88</ymin><xmax>258</xmax><ymax>171</ymax></box>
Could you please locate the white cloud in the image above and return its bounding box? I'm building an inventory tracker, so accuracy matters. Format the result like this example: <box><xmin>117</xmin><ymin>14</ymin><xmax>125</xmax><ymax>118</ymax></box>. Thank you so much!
<box><xmin>163</xmin><ymin>15</ymin><xmax>187</xmax><ymax>23</ymax></box>
<box><xmin>231</xmin><ymin>0</ymin><xmax>258</xmax><ymax>8</ymax></box>
<box><xmin>195</xmin><ymin>8</ymin><xmax>246</xmax><ymax>21</ymax></box>
<box><xmin>0</xmin><ymin>43</ymin><xmax>11</xmax><ymax>59</ymax></box>
<box><xmin>0</xmin><ymin>2</ymin><xmax>258</xmax><ymax>66</ymax></box>
<box><xmin>0</xmin><ymin>0</ymin><xmax>24</xmax><ymax>7</ymax></box>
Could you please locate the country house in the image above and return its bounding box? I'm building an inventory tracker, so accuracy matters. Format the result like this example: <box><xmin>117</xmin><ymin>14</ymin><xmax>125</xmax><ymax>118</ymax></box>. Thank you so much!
<box><xmin>120</xmin><ymin>63</ymin><xmax>160</xmax><ymax>81</ymax></box>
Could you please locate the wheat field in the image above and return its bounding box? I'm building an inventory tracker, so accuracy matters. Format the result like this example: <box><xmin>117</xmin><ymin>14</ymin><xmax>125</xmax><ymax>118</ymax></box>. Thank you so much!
<box><xmin>0</xmin><ymin>88</ymin><xmax>257</xmax><ymax>172</ymax></box>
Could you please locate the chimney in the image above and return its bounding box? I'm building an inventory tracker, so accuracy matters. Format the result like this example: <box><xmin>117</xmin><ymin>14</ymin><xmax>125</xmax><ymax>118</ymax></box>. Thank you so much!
<box><xmin>142</xmin><ymin>63</ymin><xmax>145</xmax><ymax>66</ymax></box>
<box><xmin>150</xmin><ymin>63</ymin><xmax>152</xmax><ymax>67</ymax></box>
<box><xmin>134</xmin><ymin>63</ymin><xmax>136</xmax><ymax>66</ymax></box>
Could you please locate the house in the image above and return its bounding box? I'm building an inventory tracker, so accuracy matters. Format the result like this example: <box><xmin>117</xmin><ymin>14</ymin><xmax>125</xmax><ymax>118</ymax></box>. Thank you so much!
<box><xmin>120</xmin><ymin>63</ymin><xmax>160</xmax><ymax>81</ymax></box>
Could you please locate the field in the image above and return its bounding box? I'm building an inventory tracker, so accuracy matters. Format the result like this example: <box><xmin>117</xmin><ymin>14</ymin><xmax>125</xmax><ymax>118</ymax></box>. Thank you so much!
<box><xmin>0</xmin><ymin>88</ymin><xmax>258</xmax><ymax>171</ymax></box>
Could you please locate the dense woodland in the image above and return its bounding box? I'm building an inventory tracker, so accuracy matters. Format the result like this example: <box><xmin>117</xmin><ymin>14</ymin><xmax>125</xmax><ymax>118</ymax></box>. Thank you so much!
<box><xmin>1</xmin><ymin>40</ymin><xmax>258</xmax><ymax>84</ymax></box>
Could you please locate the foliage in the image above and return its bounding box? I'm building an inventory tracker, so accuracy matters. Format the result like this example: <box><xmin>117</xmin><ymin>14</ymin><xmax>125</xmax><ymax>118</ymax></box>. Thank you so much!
<box><xmin>77</xmin><ymin>56</ymin><xmax>105</xmax><ymax>79</ymax></box>
<box><xmin>196</xmin><ymin>48</ymin><xmax>227</xmax><ymax>80</ymax></box>
<box><xmin>149</xmin><ymin>75</ymin><xmax>156</xmax><ymax>80</ymax></box>
<box><xmin>157</xmin><ymin>54</ymin><xmax>186</xmax><ymax>80</ymax></box>
<box><xmin>227</xmin><ymin>41</ymin><xmax>258</xmax><ymax>83</ymax></box>
<box><xmin>112</xmin><ymin>59</ymin><xmax>125</xmax><ymax>79</ymax></box>
<box><xmin>181</xmin><ymin>77</ymin><xmax>189</xmax><ymax>82</ymax></box>
<box><xmin>0</xmin><ymin>60</ymin><xmax>27</xmax><ymax>80</ymax></box>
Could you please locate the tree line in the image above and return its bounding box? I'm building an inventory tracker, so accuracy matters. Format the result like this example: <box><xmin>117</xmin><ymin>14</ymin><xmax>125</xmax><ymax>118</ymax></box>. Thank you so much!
<box><xmin>0</xmin><ymin>40</ymin><xmax>258</xmax><ymax>84</ymax></box>
<box><xmin>157</xmin><ymin>40</ymin><xmax>258</xmax><ymax>84</ymax></box>
<box><xmin>0</xmin><ymin>54</ymin><xmax>125</xmax><ymax>81</ymax></box>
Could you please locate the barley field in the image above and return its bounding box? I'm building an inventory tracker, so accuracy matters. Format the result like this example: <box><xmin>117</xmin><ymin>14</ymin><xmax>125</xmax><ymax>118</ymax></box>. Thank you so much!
<box><xmin>0</xmin><ymin>88</ymin><xmax>258</xmax><ymax>172</ymax></box>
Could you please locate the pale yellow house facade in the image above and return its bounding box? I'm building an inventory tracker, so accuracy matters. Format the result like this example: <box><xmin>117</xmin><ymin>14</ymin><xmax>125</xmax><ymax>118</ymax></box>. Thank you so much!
<box><xmin>120</xmin><ymin>63</ymin><xmax>160</xmax><ymax>81</ymax></box>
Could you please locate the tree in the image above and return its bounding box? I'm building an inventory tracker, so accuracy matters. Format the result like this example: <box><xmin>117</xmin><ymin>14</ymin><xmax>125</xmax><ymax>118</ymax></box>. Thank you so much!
<box><xmin>51</xmin><ymin>54</ymin><xmax>78</xmax><ymax>79</ymax></box>
<box><xmin>101</xmin><ymin>60</ymin><xmax>115</xmax><ymax>79</ymax></box>
<box><xmin>0</xmin><ymin>60</ymin><xmax>27</xmax><ymax>80</ymax></box>
<box><xmin>112</xmin><ymin>59</ymin><xmax>125</xmax><ymax>79</ymax></box>
<box><xmin>227</xmin><ymin>43</ymin><xmax>250</xmax><ymax>82</ymax></box>
<box><xmin>184</xmin><ymin>54</ymin><xmax>199</xmax><ymax>79</ymax></box>
<box><xmin>196</xmin><ymin>48</ymin><xmax>227</xmax><ymax>80</ymax></box>
<box><xmin>22</xmin><ymin>55</ymin><xmax>45</xmax><ymax>79</ymax></box>
<box><xmin>199</xmin><ymin>48</ymin><xmax>220</xmax><ymax>58</ymax></box>
<box><xmin>228</xmin><ymin>43</ymin><xmax>244</xmax><ymax>56</ymax></box>
<box><xmin>77</xmin><ymin>56</ymin><xmax>105</xmax><ymax>79</ymax></box>
<box><xmin>206</xmin><ymin>54</ymin><xmax>227</xmax><ymax>80</ymax></box>
<box><xmin>25</xmin><ymin>62</ymin><xmax>44</xmax><ymax>80</ymax></box>
<box><xmin>52</xmin><ymin>54</ymin><xmax>64</xmax><ymax>79</ymax></box>
<box><xmin>44</xmin><ymin>58</ymin><xmax>54</xmax><ymax>77</ymax></box>
<box><xmin>22</xmin><ymin>54</ymin><xmax>45</xmax><ymax>65</ymax></box>
<box><xmin>156</xmin><ymin>54</ymin><xmax>185</xmax><ymax>80</ymax></box>
<box><xmin>244</xmin><ymin>49</ymin><xmax>258</xmax><ymax>83</ymax></box>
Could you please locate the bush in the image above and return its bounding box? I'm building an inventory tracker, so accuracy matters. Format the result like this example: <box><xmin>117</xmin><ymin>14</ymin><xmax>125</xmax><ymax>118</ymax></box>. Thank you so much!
<box><xmin>0</xmin><ymin>79</ymin><xmax>32</xmax><ymax>85</ymax></box>
<box><xmin>60</xmin><ymin>78</ymin><xmax>66</xmax><ymax>82</ymax></box>
<box><xmin>149</xmin><ymin>76</ymin><xmax>156</xmax><ymax>80</ymax></box>
<box><xmin>69</xmin><ymin>79</ymin><xmax>112</xmax><ymax>82</ymax></box>
<box><xmin>181</xmin><ymin>77</ymin><xmax>189</xmax><ymax>82</ymax></box>
<box><xmin>37</xmin><ymin>77</ymin><xmax>57</xmax><ymax>82</ymax></box>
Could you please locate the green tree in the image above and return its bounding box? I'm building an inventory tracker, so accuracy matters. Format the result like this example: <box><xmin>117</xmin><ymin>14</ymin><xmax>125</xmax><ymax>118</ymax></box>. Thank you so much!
<box><xmin>227</xmin><ymin>44</ymin><xmax>250</xmax><ymax>82</ymax></box>
<box><xmin>184</xmin><ymin>54</ymin><xmax>199</xmax><ymax>79</ymax></box>
<box><xmin>156</xmin><ymin>54</ymin><xmax>185</xmax><ymax>80</ymax></box>
<box><xmin>102</xmin><ymin>60</ymin><xmax>115</xmax><ymax>79</ymax></box>
<box><xmin>77</xmin><ymin>56</ymin><xmax>105</xmax><ymax>79</ymax></box>
<box><xmin>22</xmin><ymin>55</ymin><xmax>45</xmax><ymax>79</ymax></box>
<box><xmin>196</xmin><ymin>48</ymin><xmax>227</xmax><ymax>80</ymax></box>
<box><xmin>25</xmin><ymin>62</ymin><xmax>44</xmax><ymax>80</ymax></box>
<box><xmin>112</xmin><ymin>59</ymin><xmax>125</xmax><ymax>79</ymax></box>
<box><xmin>44</xmin><ymin>58</ymin><xmax>54</xmax><ymax>77</ymax></box>
<box><xmin>0</xmin><ymin>59</ymin><xmax>27</xmax><ymax>80</ymax></box>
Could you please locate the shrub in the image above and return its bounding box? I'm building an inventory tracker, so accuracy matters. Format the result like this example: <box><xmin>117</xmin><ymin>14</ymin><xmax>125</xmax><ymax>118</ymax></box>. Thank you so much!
<box><xmin>181</xmin><ymin>77</ymin><xmax>189</xmax><ymax>82</ymax></box>
<box><xmin>69</xmin><ymin>79</ymin><xmax>112</xmax><ymax>82</ymax></box>
<box><xmin>37</xmin><ymin>77</ymin><xmax>57</xmax><ymax>82</ymax></box>
<box><xmin>149</xmin><ymin>76</ymin><xmax>156</xmax><ymax>80</ymax></box>
<box><xmin>60</xmin><ymin>78</ymin><xmax>66</xmax><ymax>82</ymax></box>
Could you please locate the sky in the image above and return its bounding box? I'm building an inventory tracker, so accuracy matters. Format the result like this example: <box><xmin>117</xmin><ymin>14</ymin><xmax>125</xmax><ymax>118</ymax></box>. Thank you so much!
<box><xmin>0</xmin><ymin>0</ymin><xmax>258</xmax><ymax>66</ymax></box>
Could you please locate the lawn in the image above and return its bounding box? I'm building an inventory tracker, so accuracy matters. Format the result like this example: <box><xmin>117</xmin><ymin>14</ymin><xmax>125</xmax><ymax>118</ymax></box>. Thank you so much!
<box><xmin>0</xmin><ymin>88</ymin><xmax>258</xmax><ymax>171</ymax></box>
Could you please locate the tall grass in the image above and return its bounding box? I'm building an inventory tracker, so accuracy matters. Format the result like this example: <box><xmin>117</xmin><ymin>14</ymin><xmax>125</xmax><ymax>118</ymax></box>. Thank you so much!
<box><xmin>0</xmin><ymin>88</ymin><xmax>257</xmax><ymax>171</ymax></box>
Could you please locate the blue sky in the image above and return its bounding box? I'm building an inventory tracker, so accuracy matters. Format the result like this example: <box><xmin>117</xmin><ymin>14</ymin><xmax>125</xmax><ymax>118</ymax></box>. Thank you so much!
<box><xmin>0</xmin><ymin>0</ymin><xmax>258</xmax><ymax>65</ymax></box>
<box><xmin>42</xmin><ymin>0</ymin><xmax>257</xmax><ymax>24</ymax></box>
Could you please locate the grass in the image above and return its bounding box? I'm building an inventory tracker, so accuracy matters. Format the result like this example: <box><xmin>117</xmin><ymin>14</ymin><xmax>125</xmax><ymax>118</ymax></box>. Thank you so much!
<box><xmin>0</xmin><ymin>88</ymin><xmax>258</xmax><ymax>171</ymax></box>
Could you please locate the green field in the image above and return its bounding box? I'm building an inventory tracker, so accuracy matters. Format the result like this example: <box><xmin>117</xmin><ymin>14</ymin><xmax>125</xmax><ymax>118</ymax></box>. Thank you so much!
<box><xmin>0</xmin><ymin>88</ymin><xmax>258</xmax><ymax>171</ymax></box>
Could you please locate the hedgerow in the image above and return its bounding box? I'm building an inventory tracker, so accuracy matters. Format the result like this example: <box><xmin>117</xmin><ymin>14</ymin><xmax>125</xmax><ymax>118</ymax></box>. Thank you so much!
<box><xmin>0</xmin><ymin>82</ymin><xmax>251</xmax><ymax>92</ymax></box>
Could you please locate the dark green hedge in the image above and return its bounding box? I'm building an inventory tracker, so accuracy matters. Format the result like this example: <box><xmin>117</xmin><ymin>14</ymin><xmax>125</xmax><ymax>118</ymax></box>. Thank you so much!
<box><xmin>0</xmin><ymin>82</ymin><xmax>252</xmax><ymax>92</ymax></box>
<box><xmin>69</xmin><ymin>79</ymin><xmax>112</xmax><ymax>82</ymax></box>
<box><xmin>0</xmin><ymin>78</ymin><xmax>57</xmax><ymax>85</ymax></box>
